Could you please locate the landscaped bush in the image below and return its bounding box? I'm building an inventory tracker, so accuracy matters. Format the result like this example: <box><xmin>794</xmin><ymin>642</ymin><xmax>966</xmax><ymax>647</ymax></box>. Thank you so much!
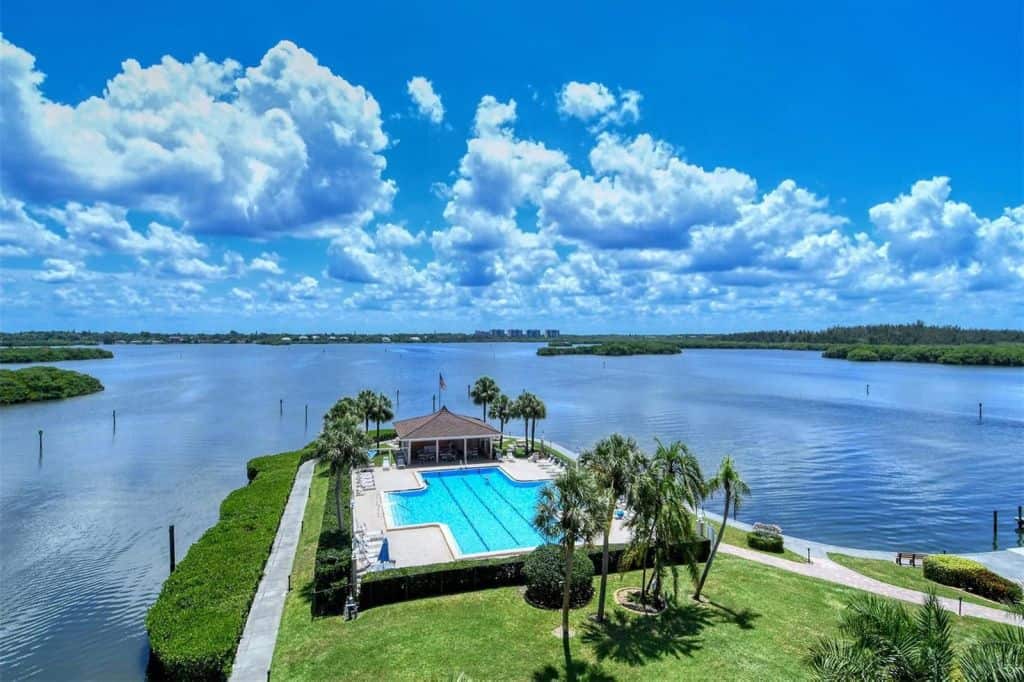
<box><xmin>367</xmin><ymin>427</ymin><xmax>396</xmax><ymax>442</ymax></box>
<box><xmin>523</xmin><ymin>544</ymin><xmax>594</xmax><ymax>608</ymax></box>
<box><xmin>311</xmin><ymin>470</ymin><xmax>353</xmax><ymax>616</ymax></box>
<box><xmin>358</xmin><ymin>539</ymin><xmax>710</xmax><ymax>610</ymax></box>
<box><xmin>923</xmin><ymin>555</ymin><xmax>1023</xmax><ymax>604</ymax></box>
<box><xmin>746</xmin><ymin>530</ymin><xmax>784</xmax><ymax>553</ymax></box>
<box><xmin>146</xmin><ymin>446</ymin><xmax>310</xmax><ymax>680</ymax></box>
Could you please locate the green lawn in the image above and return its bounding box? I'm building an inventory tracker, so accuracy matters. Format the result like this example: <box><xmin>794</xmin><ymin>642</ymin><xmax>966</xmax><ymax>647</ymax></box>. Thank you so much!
<box><xmin>271</xmin><ymin>463</ymin><xmax>991</xmax><ymax>681</ymax></box>
<box><xmin>717</xmin><ymin>522</ymin><xmax>807</xmax><ymax>563</ymax></box>
<box><xmin>827</xmin><ymin>552</ymin><xmax>1015</xmax><ymax>613</ymax></box>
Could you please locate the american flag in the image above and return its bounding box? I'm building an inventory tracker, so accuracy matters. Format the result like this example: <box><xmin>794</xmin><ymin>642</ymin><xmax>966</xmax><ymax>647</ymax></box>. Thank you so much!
<box><xmin>439</xmin><ymin>372</ymin><xmax>447</xmax><ymax>391</ymax></box>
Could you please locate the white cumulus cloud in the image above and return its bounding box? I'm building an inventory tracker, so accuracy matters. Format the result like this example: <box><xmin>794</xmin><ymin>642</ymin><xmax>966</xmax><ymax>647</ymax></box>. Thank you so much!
<box><xmin>407</xmin><ymin>76</ymin><xmax>444</xmax><ymax>124</ymax></box>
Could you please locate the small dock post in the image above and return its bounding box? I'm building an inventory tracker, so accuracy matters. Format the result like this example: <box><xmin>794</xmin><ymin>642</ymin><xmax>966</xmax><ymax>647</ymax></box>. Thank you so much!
<box><xmin>993</xmin><ymin>510</ymin><xmax>998</xmax><ymax>549</ymax></box>
<box><xmin>978</xmin><ymin>402</ymin><xmax>983</xmax><ymax>422</ymax></box>
<box><xmin>169</xmin><ymin>524</ymin><xmax>176</xmax><ymax>574</ymax></box>
<box><xmin>112</xmin><ymin>409</ymin><xmax>117</xmax><ymax>432</ymax></box>
<box><xmin>279</xmin><ymin>398</ymin><xmax>283</xmax><ymax>416</ymax></box>
<box><xmin>866</xmin><ymin>384</ymin><xmax>870</xmax><ymax>395</ymax></box>
<box><xmin>38</xmin><ymin>429</ymin><xmax>43</xmax><ymax>456</ymax></box>
<box><xmin>305</xmin><ymin>404</ymin><xmax>308</xmax><ymax>430</ymax></box>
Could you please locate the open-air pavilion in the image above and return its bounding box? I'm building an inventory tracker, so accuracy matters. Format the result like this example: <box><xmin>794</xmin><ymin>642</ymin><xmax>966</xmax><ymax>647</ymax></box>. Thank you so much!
<box><xmin>393</xmin><ymin>406</ymin><xmax>501</xmax><ymax>465</ymax></box>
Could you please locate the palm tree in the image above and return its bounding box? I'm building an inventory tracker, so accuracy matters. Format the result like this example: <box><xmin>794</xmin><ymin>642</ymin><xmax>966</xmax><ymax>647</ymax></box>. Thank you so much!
<box><xmin>959</xmin><ymin>602</ymin><xmax>1024</xmax><ymax>681</ymax></box>
<box><xmin>368</xmin><ymin>392</ymin><xmax>394</xmax><ymax>447</ymax></box>
<box><xmin>356</xmin><ymin>389</ymin><xmax>376</xmax><ymax>432</ymax></box>
<box><xmin>323</xmin><ymin>396</ymin><xmax>357</xmax><ymax>428</ymax></box>
<box><xmin>808</xmin><ymin>592</ymin><xmax>955</xmax><ymax>680</ymax></box>
<box><xmin>315</xmin><ymin>413</ymin><xmax>369</xmax><ymax>530</ymax></box>
<box><xmin>694</xmin><ymin>455</ymin><xmax>749</xmax><ymax>601</ymax></box>
<box><xmin>512</xmin><ymin>392</ymin><xmax>532</xmax><ymax>453</ymax></box>
<box><xmin>470</xmin><ymin>376</ymin><xmax>501</xmax><ymax>423</ymax></box>
<box><xmin>488</xmin><ymin>394</ymin><xmax>513</xmax><ymax>450</ymax></box>
<box><xmin>623</xmin><ymin>440</ymin><xmax>704</xmax><ymax>607</ymax></box>
<box><xmin>533</xmin><ymin>463</ymin><xmax>604</xmax><ymax>667</ymax></box>
<box><xmin>529</xmin><ymin>396</ymin><xmax>546</xmax><ymax>453</ymax></box>
<box><xmin>579</xmin><ymin>434</ymin><xmax>641</xmax><ymax>622</ymax></box>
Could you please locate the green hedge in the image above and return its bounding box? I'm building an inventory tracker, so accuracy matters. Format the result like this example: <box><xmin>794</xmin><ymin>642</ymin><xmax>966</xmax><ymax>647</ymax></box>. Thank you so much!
<box><xmin>146</xmin><ymin>447</ymin><xmax>310</xmax><ymax>680</ymax></box>
<box><xmin>746</xmin><ymin>531</ymin><xmax>784</xmax><ymax>553</ymax></box>
<box><xmin>359</xmin><ymin>539</ymin><xmax>709</xmax><ymax>610</ymax></box>
<box><xmin>367</xmin><ymin>427</ymin><xmax>396</xmax><ymax>442</ymax></box>
<box><xmin>523</xmin><ymin>544</ymin><xmax>594</xmax><ymax>608</ymax></box>
<box><xmin>922</xmin><ymin>555</ymin><xmax>1022</xmax><ymax>604</ymax></box>
<box><xmin>311</xmin><ymin>470</ymin><xmax>353</xmax><ymax>616</ymax></box>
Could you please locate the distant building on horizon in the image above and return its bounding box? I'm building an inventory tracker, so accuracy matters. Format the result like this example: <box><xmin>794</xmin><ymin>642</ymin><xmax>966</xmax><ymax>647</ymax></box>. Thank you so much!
<box><xmin>545</xmin><ymin>329</ymin><xmax>560</xmax><ymax>338</ymax></box>
<box><xmin>526</xmin><ymin>329</ymin><xmax>541</xmax><ymax>338</ymax></box>
<box><xmin>490</xmin><ymin>328</ymin><xmax>507</xmax><ymax>337</ymax></box>
<box><xmin>508</xmin><ymin>329</ymin><xmax>524</xmax><ymax>337</ymax></box>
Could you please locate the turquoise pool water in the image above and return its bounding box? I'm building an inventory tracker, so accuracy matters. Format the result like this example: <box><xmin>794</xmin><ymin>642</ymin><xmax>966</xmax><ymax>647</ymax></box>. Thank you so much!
<box><xmin>388</xmin><ymin>468</ymin><xmax>549</xmax><ymax>555</ymax></box>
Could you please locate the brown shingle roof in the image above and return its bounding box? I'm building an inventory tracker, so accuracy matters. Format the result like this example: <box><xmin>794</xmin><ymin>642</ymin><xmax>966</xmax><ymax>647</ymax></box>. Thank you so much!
<box><xmin>393</xmin><ymin>406</ymin><xmax>501</xmax><ymax>440</ymax></box>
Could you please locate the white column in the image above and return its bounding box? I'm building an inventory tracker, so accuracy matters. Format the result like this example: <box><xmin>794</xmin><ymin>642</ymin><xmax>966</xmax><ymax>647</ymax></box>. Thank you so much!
<box><xmin>463</xmin><ymin>437</ymin><xmax>468</xmax><ymax>465</ymax></box>
<box><xmin>435</xmin><ymin>438</ymin><xmax>439</xmax><ymax>464</ymax></box>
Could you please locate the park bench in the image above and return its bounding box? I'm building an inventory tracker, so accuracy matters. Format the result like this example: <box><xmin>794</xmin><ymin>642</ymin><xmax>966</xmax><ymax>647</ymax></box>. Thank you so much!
<box><xmin>895</xmin><ymin>551</ymin><xmax>927</xmax><ymax>567</ymax></box>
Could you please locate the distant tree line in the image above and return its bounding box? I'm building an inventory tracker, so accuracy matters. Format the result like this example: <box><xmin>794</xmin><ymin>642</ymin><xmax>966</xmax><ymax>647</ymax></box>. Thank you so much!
<box><xmin>714</xmin><ymin>321</ymin><xmax>1024</xmax><ymax>345</ymax></box>
<box><xmin>0</xmin><ymin>347</ymin><xmax>113</xmax><ymax>363</ymax></box>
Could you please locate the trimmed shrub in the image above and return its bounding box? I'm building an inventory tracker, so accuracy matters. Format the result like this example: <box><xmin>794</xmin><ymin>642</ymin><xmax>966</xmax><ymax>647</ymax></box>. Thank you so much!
<box><xmin>358</xmin><ymin>539</ymin><xmax>710</xmax><ymax>610</ymax></box>
<box><xmin>523</xmin><ymin>544</ymin><xmax>595</xmax><ymax>608</ymax></box>
<box><xmin>146</xmin><ymin>446</ymin><xmax>311</xmax><ymax>680</ymax></box>
<box><xmin>746</xmin><ymin>531</ymin><xmax>784</xmax><ymax>553</ymax></box>
<box><xmin>311</xmin><ymin>469</ymin><xmax>353</xmax><ymax>616</ymax></box>
<box><xmin>923</xmin><ymin>555</ymin><xmax>1022</xmax><ymax>604</ymax></box>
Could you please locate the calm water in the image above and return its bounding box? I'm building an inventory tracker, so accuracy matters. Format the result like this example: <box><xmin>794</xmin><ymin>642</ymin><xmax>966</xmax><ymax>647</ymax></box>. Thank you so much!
<box><xmin>0</xmin><ymin>343</ymin><xmax>1021</xmax><ymax>679</ymax></box>
<box><xmin>390</xmin><ymin>468</ymin><xmax>547</xmax><ymax>555</ymax></box>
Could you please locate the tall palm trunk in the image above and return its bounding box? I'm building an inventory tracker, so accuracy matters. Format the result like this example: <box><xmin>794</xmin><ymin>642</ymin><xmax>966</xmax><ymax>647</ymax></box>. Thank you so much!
<box><xmin>530</xmin><ymin>418</ymin><xmax>537</xmax><ymax>452</ymax></box>
<box><xmin>694</xmin><ymin>484</ymin><xmax>731</xmax><ymax>601</ymax></box>
<box><xmin>597</xmin><ymin>502</ymin><xmax>614</xmax><ymax>621</ymax></box>
<box><xmin>561</xmin><ymin>541</ymin><xmax>575</xmax><ymax>663</ymax></box>
<box><xmin>498</xmin><ymin>419</ymin><xmax>505</xmax><ymax>448</ymax></box>
<box><xmin>364</xmin><ymin>415</ymin><xmax>369</xmax><ymax>432</ymax></box>
<box><xmin>374</xmin><ymin>419</ymin><xmax>381</xmax><ymax>447</ymax></box>
<box><xmin>523</xmin><ymin>418</ymin><xmax>529</xmax><ymax>451</ymax></box>
<box><xmin>482</xmin><ymin>402</ymin><xmax>487</xmax><ymax>422</ymax></box>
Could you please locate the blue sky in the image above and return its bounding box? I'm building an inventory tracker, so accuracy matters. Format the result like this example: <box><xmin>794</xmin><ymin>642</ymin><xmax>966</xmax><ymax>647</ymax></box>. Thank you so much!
<box><xmin>1</xmin><ymin>1</ymin><xmax>1021</xmax><ymax>333</ymax></box>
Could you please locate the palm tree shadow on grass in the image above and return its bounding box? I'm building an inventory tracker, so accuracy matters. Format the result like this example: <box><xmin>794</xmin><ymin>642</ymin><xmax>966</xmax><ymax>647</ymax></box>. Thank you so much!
<box><xmin>579</xmin><ymin>599</ymin><xmax>762</xmax><ymax>667</ymax></box>
<box><xmin>531</xmin><ymin>660</ymin><xmax>617</xmax><ymax>682</ymax></box>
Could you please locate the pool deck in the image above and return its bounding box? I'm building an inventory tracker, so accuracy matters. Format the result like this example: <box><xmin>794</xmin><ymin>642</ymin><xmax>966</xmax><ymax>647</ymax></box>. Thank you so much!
<box><xmin>354</xmin><ymin>459</ymin><xmax>610</xmax><ymax>568</ymax></box>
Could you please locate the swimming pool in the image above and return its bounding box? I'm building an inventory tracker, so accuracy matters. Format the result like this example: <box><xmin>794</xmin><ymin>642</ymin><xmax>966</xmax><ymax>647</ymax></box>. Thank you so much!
<box><xmin>387</xmin><ymin>468</ymin><xmax>550</xmax><ymax>555</ymax></box>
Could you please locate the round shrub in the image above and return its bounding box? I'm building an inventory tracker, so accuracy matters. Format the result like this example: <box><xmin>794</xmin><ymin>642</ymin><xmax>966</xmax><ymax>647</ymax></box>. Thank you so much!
<box><xmin>522</xmin><ymin>544</ymin><xmax>594</xmax><ymax>608</ymax></box>
<box><xmin>746</xmin><ymin>531</ymin><xmax>784</xmax><ymax>553</ymax></box>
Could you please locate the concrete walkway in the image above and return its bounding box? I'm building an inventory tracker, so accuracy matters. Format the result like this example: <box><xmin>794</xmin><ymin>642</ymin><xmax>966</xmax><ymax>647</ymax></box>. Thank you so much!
<box><xmin>702</xmin><ymin>510</ymin><xmax>1024</xmax><ymax>582</ymax></box>
<box><xmin>229</xmin><ymin>459</ymin><xmax>316</xmax><ymax>682</ymax></box>
<box><xmin>718</xmin><ymin>543</ymin><xmax>1021</xmax><ymax>626</ymax></box>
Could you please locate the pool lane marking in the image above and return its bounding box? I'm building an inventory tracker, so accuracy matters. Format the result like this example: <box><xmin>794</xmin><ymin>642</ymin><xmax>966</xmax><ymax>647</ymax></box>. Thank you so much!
<box><xmin>458</xmin><ymin>477</ymin><xmax>521</xmax><ymax>547</ymax></box>
<box><xmin>435</xmin><ymin>475</ymin><xmax>491</xmax><ymax>553</ymax></box>
<box><xmin>480</xmin><ymin>473</ymin><xmax>545</xmax><ymax>541</ymax></box>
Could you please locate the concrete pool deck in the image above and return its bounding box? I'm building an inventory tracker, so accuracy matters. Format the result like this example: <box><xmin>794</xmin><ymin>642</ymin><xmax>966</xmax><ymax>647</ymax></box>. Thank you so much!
<box><xmin>353</xmin><ymin>459</ymin><xmax>596</xmax><ymax>567</ymax></box>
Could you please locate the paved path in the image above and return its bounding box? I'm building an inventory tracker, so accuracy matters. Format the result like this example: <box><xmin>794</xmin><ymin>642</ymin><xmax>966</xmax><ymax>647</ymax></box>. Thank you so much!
<box><xmin>230</xmin><ymin>459</ymin><xmax>316</xmax><ymax>682</ymax></box>
<box><xmin>702</xmin><ymin>510</ymin><xmax>1024</xmax><ymax>581</ymax></box>
<box><xmin>718</xmin><ymin>543</ymin><xmax>1021</xmax><ymax>626</ymax></box>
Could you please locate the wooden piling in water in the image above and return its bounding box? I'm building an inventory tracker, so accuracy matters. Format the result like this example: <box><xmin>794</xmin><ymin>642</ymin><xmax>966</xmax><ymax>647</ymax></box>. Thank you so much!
<box><xmin>993</xmin><ymin>510</ymin><xmax>998</xmax><ymax>548</ymax></box>
<box><xmin>112</xmin><ymin>409</ymin><xmax>117</xmax><ymax>431</ymax></box>
<box><xmin>979</xmin><ymin>402</ymin><xmax>983</xmax><ymax>422</ymax></box>
<box><xmin>169</xmin><ymin>524</ymin><xmax>176</xmax><ymax>574</ymax></box>
<box><xmin>304</xmin><ymin>404</ymin><xmax>308</xmax><ymax>429</ymax></box>
<box><xmin>279</xmin><ymin>399</ymin><xmax>283</xmax><ymax>416</ymax></box>
<box><xmin>38</xmin><ymin>429</ymin><xmax>43</xmax><ymax>456</ymax></box>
